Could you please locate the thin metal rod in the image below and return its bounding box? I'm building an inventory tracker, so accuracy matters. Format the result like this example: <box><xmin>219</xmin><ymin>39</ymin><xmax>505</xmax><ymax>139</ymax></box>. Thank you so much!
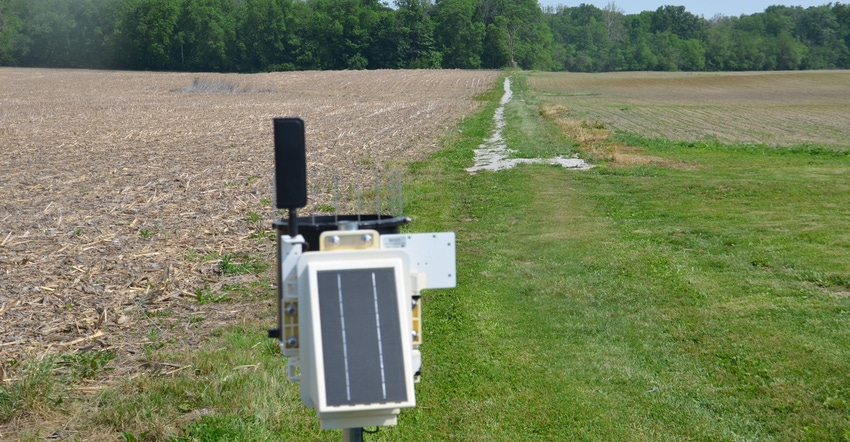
<box><xmin>356</xmin><ymin>166</ymin><xmax>362</xmax><ymax>223</ymax></box>
<box><xmin>334</xmin><ymin>173</ymin><xmax>339</xmax><ymax>224</ymax></box>
<box><xmin>389</xmin><ymin>168</ymin><xmax>396</xmax><ymax>217</ymax></box>
<box><xmin>393</xmin><ymin>169</ymin><xmax>401</xmax><ymax>217</ymax></box>
<box><xmin>397</xmin><ymin>169</ymin><xmax>403</xmax><ymax>217</ymax></box>
<box><xmin>310</xmin><ymin>170</ymin><xmax>316</xmax><ymax>224</ymax></box>
<box><xmin>375</xmin><ymin>167</ymin><xmax>381</xmax><ymax>221</ymax></box>
<box><xmin>394</xmin><ymin>169</ymin><xmax>400</xmax><ymax>217</ymax></box>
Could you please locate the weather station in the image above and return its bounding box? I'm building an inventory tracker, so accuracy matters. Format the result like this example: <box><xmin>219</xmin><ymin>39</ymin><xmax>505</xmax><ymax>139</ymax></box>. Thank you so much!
<box><xmin>267</xmin><ymin>118</ymin><xmax>456</xmax><ymax>440</ymax></box>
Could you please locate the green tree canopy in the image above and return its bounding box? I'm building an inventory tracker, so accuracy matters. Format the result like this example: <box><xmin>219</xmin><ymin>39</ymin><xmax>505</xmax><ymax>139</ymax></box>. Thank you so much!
<box><xmin>1</xmin><ymin>0</ymin><xmax>849</xmax><ymax>73</ymax></box>
<box><xmin>0</xmin><ymin>0</ymin><xmax>26</xmax><ymax>64</ymax></box>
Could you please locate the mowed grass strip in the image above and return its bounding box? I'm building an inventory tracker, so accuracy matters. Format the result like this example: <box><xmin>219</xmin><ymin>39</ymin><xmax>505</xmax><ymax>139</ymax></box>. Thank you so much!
<box><xmin>388</xmin><ymin>74</ymin><xmax>850</xmax><ymax>440</ymax></box>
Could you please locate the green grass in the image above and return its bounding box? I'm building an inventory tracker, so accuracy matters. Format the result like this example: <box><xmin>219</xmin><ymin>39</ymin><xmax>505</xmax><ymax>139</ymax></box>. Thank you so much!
<box><xmin>59</xmin><ymin>350</ymin><xmax>117</xmax><ymax>380</ymax></box>
<box><xmin>0</xmin><ymin>359</ymin><xmax>65</xmax><ymax>423</ymax></box>
<box><xmin>501</xmin><ymin>74</ymin><xmax>579</xmax><ymax>160</ymax></box>
<box><xmin>388</xmin><ymin>73</ymin><xmax>850</xmax><ymax>440</ymax></box>
<box><xmin>3</xmin><ymin>72</ymin><xmax>849</xmax><ymax>440</ymax></box>
<box><xmin>92</xmin><ymin>325</ymin><xmax>321</xmax><ymax>441</ymax></box>
<box><xmin>217</xmin><ymin>253</ymin><xmax>268</xmax><ymax>276</ymax></box>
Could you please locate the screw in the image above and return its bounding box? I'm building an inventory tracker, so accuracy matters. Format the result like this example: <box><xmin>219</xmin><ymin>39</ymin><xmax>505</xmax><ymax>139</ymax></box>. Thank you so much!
<box><xmin>412</xmin><ymin>330</ymin><xmax>418</xmax><ymax>341</ymax></box>
<box><xmin>328</xmin><ymin>235</ymin><xmax>341</xmax><ymax>245</ymax></box>
<box><xmin>285</xmin><ymin>304</ymin><xmax>297</xmax><ymax>316</ymax></box>
<box><xmin>286</xmin><ymin>336</ymin><xmax>298</xmax><ymax>348</ymax></box>
<box><xmin>361</xmin><ymin>234</ymin><xmax>373</xmax><ymax>244</ymax></box>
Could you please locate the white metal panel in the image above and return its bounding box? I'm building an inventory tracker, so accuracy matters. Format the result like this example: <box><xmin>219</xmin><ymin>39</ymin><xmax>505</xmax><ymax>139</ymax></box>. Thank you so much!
<box><xmin>381</xmin><ymin>233</ymin><xmax>456</xmax><ymax>289</ymax></box>
<box><xmin>280</xmin><ymin>235</ymin><xmax>304</xmax><ymax>362</ymax></box>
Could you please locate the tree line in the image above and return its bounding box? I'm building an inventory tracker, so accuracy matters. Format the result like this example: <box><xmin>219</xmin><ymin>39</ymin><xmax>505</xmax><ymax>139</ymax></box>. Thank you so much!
<box><xmin>1</xmin><ymin>0</ymin><xmax>848</xmax><ymax>72</ymax></box>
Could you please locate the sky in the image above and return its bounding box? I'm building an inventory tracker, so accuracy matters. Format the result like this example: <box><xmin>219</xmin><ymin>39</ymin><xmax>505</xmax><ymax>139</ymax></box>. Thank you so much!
<box><xmin>536</xmin><ymin>1</ymin><xmax>832</xmax><ymax>18</ymax></box>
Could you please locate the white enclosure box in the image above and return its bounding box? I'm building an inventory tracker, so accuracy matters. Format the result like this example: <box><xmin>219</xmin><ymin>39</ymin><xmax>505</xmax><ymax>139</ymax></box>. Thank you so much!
<box><xmin>297</xmin><ymin>249</ymin><xmax>416</xmax><ymax>429</ymax></box>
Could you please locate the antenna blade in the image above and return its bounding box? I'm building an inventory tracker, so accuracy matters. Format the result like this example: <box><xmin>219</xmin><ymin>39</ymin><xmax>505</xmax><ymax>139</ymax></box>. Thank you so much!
<box><xmin>273</xmin><ymin>118</ymin><xmax>307</xmax><ymax>209</ymax></box>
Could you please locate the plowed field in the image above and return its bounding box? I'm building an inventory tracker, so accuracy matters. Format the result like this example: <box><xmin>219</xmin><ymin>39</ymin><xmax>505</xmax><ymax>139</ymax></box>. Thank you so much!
<box><xmin>528</xmin><ymin>70</ymin><xmax>850</xmax><ymax>149</ymax></box>
<box><xmin>0</xmin><ymin>68</ymin><xmax>498</xmax><ymax>369</ymax></box>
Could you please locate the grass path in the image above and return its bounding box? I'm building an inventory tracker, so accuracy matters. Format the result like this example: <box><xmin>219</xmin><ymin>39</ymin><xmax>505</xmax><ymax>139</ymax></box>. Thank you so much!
<box><xmin>387</xmin><ymin>73</ymin><xmax>850</xmax><ymax>441</ymax></box>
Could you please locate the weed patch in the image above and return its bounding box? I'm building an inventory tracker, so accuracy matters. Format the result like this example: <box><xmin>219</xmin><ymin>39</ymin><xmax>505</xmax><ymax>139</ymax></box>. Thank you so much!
<box><xmin>59</xmin><ymin>350</ymin><xmax>117</xmax><ymax>380</ymax></box>
<box><xmin>217</xmin><ymin>253</ymin><xmax>268</xmax><ymax>275</ymax></box>
<box><xmin>180</xmin><ymin>77</ymin><xmax>273</xmax><ymax>94</ymax></box>
<box><xmin>195</xmin><ymin>288</ymin><xmax>229</xmax><ymax>305</ymax></box>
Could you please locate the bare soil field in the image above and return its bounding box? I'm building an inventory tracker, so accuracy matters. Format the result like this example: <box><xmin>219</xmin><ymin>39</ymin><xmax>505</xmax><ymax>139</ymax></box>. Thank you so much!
<box><xmin>0</xmin><ymin>68</ymin><xmax>498</xmax><ymax>381</ymax></box>
<box><xmin>528</xmin><ymin>70</ymin><xmax>850</xmax><ymax>149</ymax></box>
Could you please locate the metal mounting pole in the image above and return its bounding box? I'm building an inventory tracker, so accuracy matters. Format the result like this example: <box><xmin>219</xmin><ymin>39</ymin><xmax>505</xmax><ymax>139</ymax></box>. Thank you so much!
<box><xmin>342</xmin><ymin>428</ymin><xmax>363</xmax><ymax>442</ymax></box>
<box><xmin>288</xmin><ymin>207</ymin><xmax>299</xmax><ymax>237</ymax></box>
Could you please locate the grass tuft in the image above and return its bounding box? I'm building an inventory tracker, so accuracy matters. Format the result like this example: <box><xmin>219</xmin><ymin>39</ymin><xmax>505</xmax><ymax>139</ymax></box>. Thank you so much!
<box><xmin>0</xmin><ymin>359</ymin><xmax>65</xmax><ymax>423</ymax></box>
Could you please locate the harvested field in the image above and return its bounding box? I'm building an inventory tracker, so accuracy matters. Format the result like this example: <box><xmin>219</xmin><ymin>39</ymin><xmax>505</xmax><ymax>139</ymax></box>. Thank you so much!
<box><xmin>0</xmin><ymin>68</ymin><xmax>498</xmax><ymax>382</ymax></box>
<box><xmin>528</xmin><ymin>70</ymin><xmax>850</xmax><ymax>149</ymax></box>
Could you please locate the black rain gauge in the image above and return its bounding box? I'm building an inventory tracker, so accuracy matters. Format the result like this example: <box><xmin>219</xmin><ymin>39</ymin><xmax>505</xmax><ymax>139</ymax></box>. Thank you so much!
<box><xmin>269</xmin><ymin>118</ymin><xmax>456</xmax><ymax>440</ymax></box>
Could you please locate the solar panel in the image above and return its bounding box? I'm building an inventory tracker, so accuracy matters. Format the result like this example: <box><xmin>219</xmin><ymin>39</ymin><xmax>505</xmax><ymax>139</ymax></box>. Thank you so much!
<box><xmin>299</xmin><ymin>251</ymin><xmax>416</xmax><ymax>422</ymax></box>
<box><xmin>316</xmin><ymin>267</ymin><xmax>408</xmax><ymax>406</ymax></box>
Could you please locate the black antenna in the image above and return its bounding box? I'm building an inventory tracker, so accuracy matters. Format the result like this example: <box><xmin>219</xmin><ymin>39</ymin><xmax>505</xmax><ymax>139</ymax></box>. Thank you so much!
<box><xmin>273</xmin><ymin>117</ymin><xmax>307</xmax><ymax>236</ymax></box>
